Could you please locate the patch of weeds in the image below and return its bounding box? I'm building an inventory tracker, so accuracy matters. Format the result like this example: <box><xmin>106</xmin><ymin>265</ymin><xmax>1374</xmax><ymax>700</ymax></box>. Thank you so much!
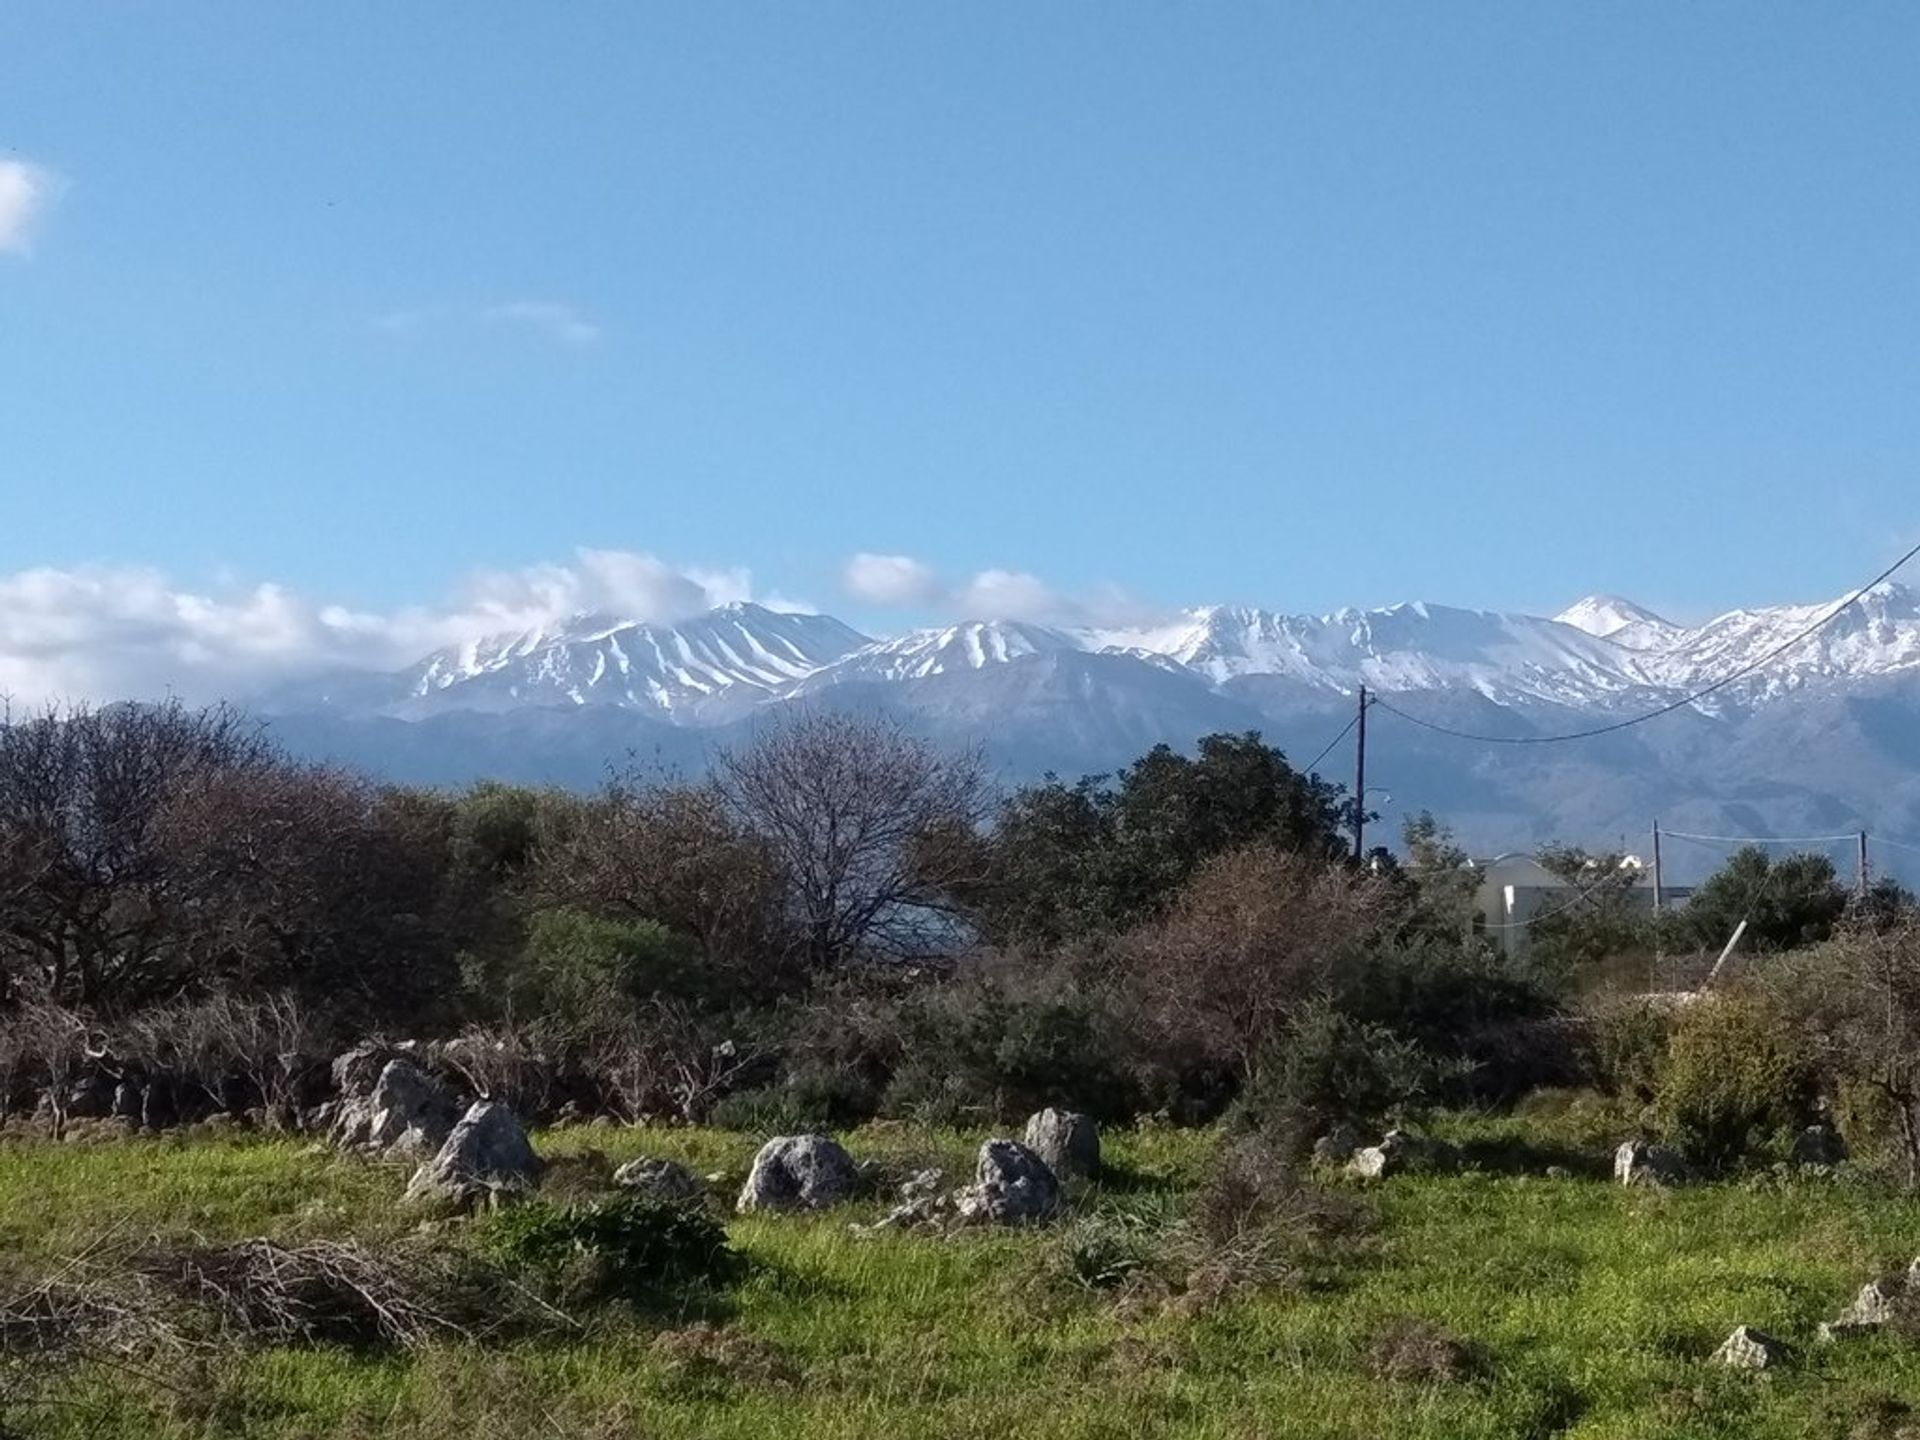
<box><xmin>537</xmin><ymin>1149</ymin><xmax>617</xmax><ymax>1205</ymax></box>
<box><xmin>646</xmin><ymin>1322</ymin><xmax>798</xmax><ymax>1400</ymax></box>
<box><xmin>1366</xmin><ymin>1317</ymin><xmax>1481</xmax><ymax>1384</ymax></box>
<box><xmin>1052</xmin><ymin>1212</ymin><xmax>1160</xmax><ymax>1292</ymax></box>
<box><xmin>1809</xmin><ymin>1386</ymin><xmax>1917</xmax><ymax>1440</ymax></box>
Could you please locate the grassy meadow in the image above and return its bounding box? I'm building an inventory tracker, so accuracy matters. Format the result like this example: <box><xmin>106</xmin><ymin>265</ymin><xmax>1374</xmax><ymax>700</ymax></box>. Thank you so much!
<box><xmin>6</xmin><ymin>1107</ymin><xmax>1920</xmax><ymax>1439</ymax></box>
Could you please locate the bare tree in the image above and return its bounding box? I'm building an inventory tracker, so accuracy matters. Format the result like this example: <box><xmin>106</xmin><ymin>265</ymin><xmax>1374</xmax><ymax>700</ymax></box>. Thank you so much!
<box><xmin>532</xmin><ymin>780</ymin><xmax>795</xmax><ymax>994</ymax></box>
<box><xmin>711</xmin><ymin>713</ymin><xmax>991</xmax><ymax>970</ymax></box>
<box><xmin>151</xmin><ymin>763</ymin><xmax>463</xmax><ymax>1024</ymax></box>
<box><xmin>0</xmin><ymin>701</ymin><xmax>273</xmax><ymax>1008</ymax></box>
<box><xmin>1126</xmin><ymin>845</ymin><xmax>1390</xmax><ymax>1087</ymax></box>
<box><xmin>584</xmin><ymin>1001</ymin><xmax>763</xmax><ymax>1123</ymax></box>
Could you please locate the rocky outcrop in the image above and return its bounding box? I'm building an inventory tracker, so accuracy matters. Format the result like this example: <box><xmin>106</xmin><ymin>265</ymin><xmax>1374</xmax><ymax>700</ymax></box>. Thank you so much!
<box><xmin>403</xmin><ymin>1100</ymin><xmax>542</xmax><ymax>1207</ymax></box>
<box><xmin>953</xmin><ymin>1140</ymin><xmax>1061</xmax><ymax>1226</ymax></box>
<box><xmin>613</xmin><ymin>1156</ymin><xmax>706</xmax><ymax>1203</ymax></box>
<box><xmin>736</xmin><ymin>1135</ymin><xmax>859</xmax><ymax>1214</ymax></box>
<box><xmin>1023</xmin><ymin>1109</ymin><xmax>1100</xmax><ymax>1180</ymax></box>
<box><xmin>1818</xmin><ymin>1266</ymin><xmax>1919</xmax><ymax>1342</ymax></box>
<box><xmin>333</xmin><ymin>1058</ymin><xmax>461</xmax><ymax>1158</ymax></box>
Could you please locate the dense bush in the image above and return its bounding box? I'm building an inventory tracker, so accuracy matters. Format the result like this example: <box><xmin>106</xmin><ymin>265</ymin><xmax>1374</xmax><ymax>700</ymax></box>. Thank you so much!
<box><xmin>882</xmin><ymin>950</ymin><xmax>1157</xmax><ymax>1125</ymax></box>
<box><xmin>1654</xmin><ymin>989</ymin><xmax>1815</xmax><ymax>1172</ymax></box>
<box><xmin>485</xmin><ymin>1195</ymin><xmax>739</xmax><ymax>1311</ymax></box>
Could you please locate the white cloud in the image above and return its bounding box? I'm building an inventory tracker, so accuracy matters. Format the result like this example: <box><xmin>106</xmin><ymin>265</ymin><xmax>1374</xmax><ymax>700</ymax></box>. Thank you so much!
<box><xmin>0</xmin><ymin>159</ymin><xmax>56</xmax><ymax>254</ymax></box>
<box><xmin>0</xmin><ymin>550</ymin><xmax>768</xmax><ymax>708</ymax></box>
<box><xmin>482</xmin><ymin>301</ymin><xmax>601</xmax><ymax>345</ymax></box>
<box><xmin>840</xmin><ymin>552</ymin><xmax>1165</xmax><ymax>630</ymax></box>
<box><xmin>843</xmin><ymin>553</ymin><xmax>943</xmax><ymax>608</ymax></box>
<box><xmin>954</xmin><ymin>568</ymin><xmax>1060</xmax><ymax>622</ymax></box>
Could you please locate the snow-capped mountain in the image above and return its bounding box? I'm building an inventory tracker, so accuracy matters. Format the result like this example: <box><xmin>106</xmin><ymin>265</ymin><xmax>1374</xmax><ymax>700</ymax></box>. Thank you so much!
<box><xmin>1554</xmin><ymin>595</ymin><xmax>1684</xmax><ymax>649</ymax></box>
<box><xmin>1090</xmin><ymin>602</ymin><xmax>1661</xmax><ymax>707</ymax></box>
<box><xmin>271</xmin><ymin>602</ymin><xmax>870</xmax><ymax>722</ymax></box>
<box><xmin>257</xmin><ymin>578</ymin><xmax>1920</xmax><ymax>877</ymax></box>
<box><xmin>799</xmin><ymin>620</ymin><xmax>1085</xmax><ymax>688</ymax></box>
<box><xmin>270</xmin><ymin>580</ymin><xmax>1920</xmax><ymax>723</ymax></box>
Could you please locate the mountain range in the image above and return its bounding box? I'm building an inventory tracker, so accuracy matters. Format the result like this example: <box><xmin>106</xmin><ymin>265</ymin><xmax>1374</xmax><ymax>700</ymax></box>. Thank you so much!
<box><xmin>258</xmin><ymin>582</ymin><xmax>1920</xmax><ymax>882</ymax></box>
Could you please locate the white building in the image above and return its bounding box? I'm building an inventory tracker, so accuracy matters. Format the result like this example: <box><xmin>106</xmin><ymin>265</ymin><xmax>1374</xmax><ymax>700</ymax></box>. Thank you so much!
<box><xmin>1470</xmin><ymin>852</ymin><xmax>1688</xmax><ymax>957</ymax></box>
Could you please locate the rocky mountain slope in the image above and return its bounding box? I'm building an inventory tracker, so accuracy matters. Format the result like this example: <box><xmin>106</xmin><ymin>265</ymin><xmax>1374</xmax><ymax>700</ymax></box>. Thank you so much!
<box><xmin>257</xmin><ymin>583</ymin><xmax>1920</xmax><ymax>878</ymax></box>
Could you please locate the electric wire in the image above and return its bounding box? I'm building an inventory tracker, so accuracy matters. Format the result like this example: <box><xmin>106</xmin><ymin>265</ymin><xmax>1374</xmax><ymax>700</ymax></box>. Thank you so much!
<box><xmin>1369</xmin><ymin>535</ymin><xmax>1920</xmax><ymax>746</ymax></box>
<box><xmin>1299</xmin><ymin>707</ymin><xmax>1365</xmax><ymax>777</ymax></box>
<box><xmin>1660</xmin><ymin>829</ymin><xmax>1861</xmax><ymax>847</ymax></box>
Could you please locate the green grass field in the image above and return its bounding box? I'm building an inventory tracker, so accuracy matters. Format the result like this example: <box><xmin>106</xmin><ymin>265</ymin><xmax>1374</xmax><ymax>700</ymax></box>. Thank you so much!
<box><xmin>6</xmin><ymin>1108</ymin><xmax>1920</xmax><ymax>1439</ymax></box>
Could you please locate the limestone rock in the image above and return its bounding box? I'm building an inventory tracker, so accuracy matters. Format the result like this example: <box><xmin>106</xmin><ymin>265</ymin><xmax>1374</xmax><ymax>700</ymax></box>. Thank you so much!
<box><xmin>403</xmin><ymin>1100</ymin><xmax>542</xmax><ymax>1207</ymax></box>
<box><xmin>613</xmin><ymin>1156</ymin><xmax>706</xmax><ymax>1203</ymax></box>
<box><xmin>953</xmin><ymin>1139</ymin><xmax>1061</xmax><ymax>1226</ymax></box>
<box><xmin>1819</xmin><ymin>1275</ymin><xmax>1905</xmax><ymax>1342</ymax></box>
<box><xmin>1023</xmin><ymin>1109</ymin><xmax>1101</xmax><ymax>1179</ymax></box>
<box><xmin>333</xmin><ymin>1058</ymin><xmax>461</xmax><ymax>1158</ymax></box>
<box><xmin>1712</xmin><ymin>1325</ymin><xmax>1787</xmax><ymax>1369</ymax></box>
<box><xmin>1614</xmin><ymin>1139</ymin><xmax>1689</xmax><ymax>1188</ymax></box>
<box><xmin>899</xmin><ymin>1167</ymin><xmax>946</xmax><ymax>1201</ymax></box>
<box><xmin>736</xmin><ymin>1134</ymin><xmax>859</xmax><ymax>1214</ymax></box>
<box><xmin>330</xmin><ymin>1040</ymin><xmax>400</xmax><ymax>1099</ymax></box>
<box><xmin>1347</xmin><ymin>1129</ymin><xmax>1421</xmax><ymax>1180</ymax></box>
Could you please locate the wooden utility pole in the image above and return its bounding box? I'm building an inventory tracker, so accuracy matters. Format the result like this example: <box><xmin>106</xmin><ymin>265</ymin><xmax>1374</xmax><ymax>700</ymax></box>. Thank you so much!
<box><xmin>1353</xmin><ymin>685</ymin><xmax>1368</xmax><ymax>862</ymax></box>
<box><xmin>1651</xmin><ymin>821</ymin><xmax>1664</xmax><ymax>915</ymax></box>
<box><xmin>1860</xmin><ymin>830</ymin><xmax>1871</xmax><ymax>901</ymax></box>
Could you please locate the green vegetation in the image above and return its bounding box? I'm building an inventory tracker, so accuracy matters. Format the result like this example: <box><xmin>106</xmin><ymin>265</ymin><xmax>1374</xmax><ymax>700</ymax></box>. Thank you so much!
<box><xmin>9</xmin><ymin>704</ymin><xmax>1920</xmax><ymax>1437</ymax></box>
<box><xmin>8</xmin><ymin>1118</ymin><xmax>1920</xmax><ymax>1438</ymax></box>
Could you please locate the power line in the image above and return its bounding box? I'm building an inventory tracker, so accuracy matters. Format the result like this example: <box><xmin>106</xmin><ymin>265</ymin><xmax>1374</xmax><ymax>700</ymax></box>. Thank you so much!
<box><xmin>1661</xmin><ymin>829</ymin><xmax>1861</xmax><ymax>847</ymax></box>
<box><xmin>1299</xmin><ymin>707</ymin><xmax>1365</xmax><ymax>777</ymax></box>
<box><xmin>1478</xmin><ymin>882</ymin><xmax>1622</xmax><ymax>931</ymax></box>
<box><xmin>1873</xmin><ymin>835</ymin><xmax>1920</xmax><ymax>858</ymax></box>
<box><xmin>1371</xmin><ymin>535</ymin><xmax>1920</xmax><ymax>746</ymax></box>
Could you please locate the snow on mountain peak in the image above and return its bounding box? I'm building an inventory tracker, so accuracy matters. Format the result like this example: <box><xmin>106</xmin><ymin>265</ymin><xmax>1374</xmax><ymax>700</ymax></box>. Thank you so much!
<box><xmin>1554</xmin><ymin>594</ymin><xmax>1676</xmax><ymax>641</ymax></box>
<box><xmin>278</xmin><ymin>574</ymin><xmax>1920</xmax><ymax>729</ymax></box>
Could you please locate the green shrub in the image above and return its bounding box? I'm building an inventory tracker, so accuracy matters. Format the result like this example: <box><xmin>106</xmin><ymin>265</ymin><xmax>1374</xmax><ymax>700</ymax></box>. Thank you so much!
<box><xmin>1588</xmin><ymin>998</ymin><xmax>1674</xmax><ymax>1102</ymax></box>
<box><xmin>508</xmin><ymin>908</ymin><xmax>702</xmax><ymax>1028</ymax></box>
<box><xmin>485</xmin><ymin>1195</ymin><xmax>738</xmax><ymax>1311</ymax></box>
<box><xmin>1655</xmin><ymin>989</ymin><xmax>1815</xmax><ymax>1173</ymax></box>
<box><xmin>880</xmin><ymin>956</ymin><xmax>1150</xmax><ymax>1124</ymax></box>
<box><xmin>1237</xmin><ymin>997</ymin><xmax>1463</xmax><ymax>1147</ymax></box>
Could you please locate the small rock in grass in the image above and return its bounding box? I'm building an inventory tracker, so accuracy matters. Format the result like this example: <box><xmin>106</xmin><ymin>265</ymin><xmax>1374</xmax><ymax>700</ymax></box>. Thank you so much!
<box><xmin>613</xmin><ymin>1156</ymin><xmax>705</xmax><ymax>1203</ymax></box>
<box><xmin>1712</xmin><ymin>1325</ymin><xmax>1787</xmax><ymax>1369</ymax></box>
<box><xmin>1819</xmin><ymin>1275</ymin><xmax>1906</xmax><ymax>1342</ymax></box>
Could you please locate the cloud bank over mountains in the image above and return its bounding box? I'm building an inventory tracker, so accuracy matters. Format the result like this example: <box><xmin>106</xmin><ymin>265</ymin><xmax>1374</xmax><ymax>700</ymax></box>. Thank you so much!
<box><xmin>0</xmin><ymin>551</ymin><xmax>780</xmax><ymax>707</ymax></box>
<box><xmin>0</xmin><ymin>547</ymin><xmax>1166</xmax><ymax>706</ymax></box>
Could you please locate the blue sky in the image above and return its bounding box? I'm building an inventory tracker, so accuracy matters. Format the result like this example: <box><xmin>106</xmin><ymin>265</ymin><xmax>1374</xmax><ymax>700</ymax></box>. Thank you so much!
<box><xmin>3</xmin><ymin>4</ymin><xmax>1918</xmax><ymax>696</ymax></box>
